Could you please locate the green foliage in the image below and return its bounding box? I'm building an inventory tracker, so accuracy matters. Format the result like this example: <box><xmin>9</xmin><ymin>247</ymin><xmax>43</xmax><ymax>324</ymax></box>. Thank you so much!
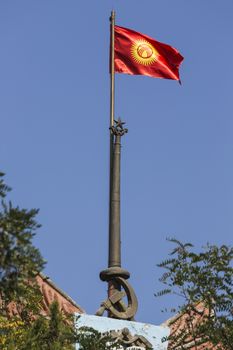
<box><xmin>22</xmin><ymin>301</ymin><xmax>77</xmax><ymax>350</ymax></box>
<box><xmin>1</xmin><ymin>301</ymin><xmax>78</xmax><ymax>350</ymax></box>
<box><xmin>0</xmin><ymin>173</ymin><xmax>119</xmax><ymax>350</ymax></box>
<box><xmin>0</xmin><ymin>173</ymin><xmax>77</xmax><ymax>349</ymax></box>
<box><xmin>0</xmin><ymin>172</ymin><xmax>11</xmax><ymax>198</ymax></box>
<box><xmin>0</xmin><ymin>172</ymin><xmax>45</xmax><ymax>313</ymax></box>
<box><xmin>156</xmin><ymin>238</ymin><xmax>233</xmax><ymax>349</ymax></box>
<box><xmin>76</xmin><ymin>325</ymin><xmax>119</xmax><ymax>350</ymax></box>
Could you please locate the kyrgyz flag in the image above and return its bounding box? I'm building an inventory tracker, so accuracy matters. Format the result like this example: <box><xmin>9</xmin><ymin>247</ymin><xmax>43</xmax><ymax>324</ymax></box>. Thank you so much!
<box><xmin>114</xmin><ymin>26</ymin><xmax>184</xmax><ymax>81</ymax></box>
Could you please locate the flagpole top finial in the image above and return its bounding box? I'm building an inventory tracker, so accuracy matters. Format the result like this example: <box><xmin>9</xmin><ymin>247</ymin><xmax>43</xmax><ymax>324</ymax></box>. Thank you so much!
<box><xmin>110</xmin><ymin>10</ymin><xmax>115</xmax><ymax>20</ymax></box>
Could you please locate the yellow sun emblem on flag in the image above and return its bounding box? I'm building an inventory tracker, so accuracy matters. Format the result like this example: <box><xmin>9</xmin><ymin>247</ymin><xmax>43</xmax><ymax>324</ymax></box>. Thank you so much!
<box><xmin>131</xmin><ymin>40</ymin><xmax>159</xmax><ymax>66</ymax></box>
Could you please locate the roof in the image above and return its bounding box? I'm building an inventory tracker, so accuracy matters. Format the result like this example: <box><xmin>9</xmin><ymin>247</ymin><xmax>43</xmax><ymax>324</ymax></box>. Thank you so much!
<box><xmin>37</xmin><ymin>273</ymin><xmax>85</xmax><ymax>315</ymax></box>
<box><xmin>161</xmin><ymin>303</ymin><xmax>216</xmax><ymax>350</ymax></box>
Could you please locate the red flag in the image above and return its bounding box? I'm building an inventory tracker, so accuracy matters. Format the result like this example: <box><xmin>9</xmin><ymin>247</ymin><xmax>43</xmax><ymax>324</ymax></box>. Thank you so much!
<box><xmin>114</xmin><ymin>25</ymin><xmax>184</xmax><ymax>81</ymax></box>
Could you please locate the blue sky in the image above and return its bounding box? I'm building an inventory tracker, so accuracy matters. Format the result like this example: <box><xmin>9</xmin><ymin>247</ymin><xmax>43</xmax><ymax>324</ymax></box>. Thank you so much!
<box><xmin>0</xmin><ymin>0</ymin><xmax>233</xmax><ymax>324</ymax></box>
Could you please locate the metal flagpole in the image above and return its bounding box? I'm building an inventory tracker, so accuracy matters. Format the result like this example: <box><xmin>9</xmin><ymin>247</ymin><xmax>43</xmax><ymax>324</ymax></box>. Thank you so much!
<box><xmin>96</xmin><ymin>11</ymin><xmax>138</xmax><ymax>320</ymax></box>
<box><xmin>108</xmin><ymin>10</ymin><xmax>116</xmax><ymax>298</ymax></box>
<box><xmin>110</xmin><ymin>10</ymin><xmax>115</xmax><ymax>130</ymax></box>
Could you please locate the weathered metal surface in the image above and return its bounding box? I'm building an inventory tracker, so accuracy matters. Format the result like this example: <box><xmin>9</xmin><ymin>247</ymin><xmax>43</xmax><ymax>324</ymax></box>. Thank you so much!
<box><xmin>108</xmin><ymin>119</ymin><xmax>128</xmax><ymax>268</ymax></box>
<box><xmin>98</xmin><ymin>119</ymin><xmax>138</xmax><ymax>320</ymax></box>
<box><xmin>96</xmin><ymin>276</ymin><xmax>138</xmax><ymax>320</ymax></box>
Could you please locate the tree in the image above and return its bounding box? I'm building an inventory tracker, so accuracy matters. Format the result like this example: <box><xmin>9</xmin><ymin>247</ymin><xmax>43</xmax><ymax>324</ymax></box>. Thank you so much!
<box><xmin>20</xmin><ymin>301</ymin><xmax>78</xmax><ymax>350</ymax></box>
<box><xmin>156</xmin><ymin>238</ymin><xmax>233</xmax><ymax>350</ymax></box>
<box><xmin>0</xmin><ymin>172</ymin><xmax>45</xmax><ymax>312</ymax></box>
<box><xmin>76</xmin><ymin>325</ymin><xmax>120</xmax><ymax>350</ymax></box>
<box><xmin>0</xmin><ymin>172</ymin><xmax>46</xmax><ymax>348</ymax></box>
<box><xmin>20</xmin><ymin>302</ymin><xmax>119</xmax><ymax>350</ymax></box>
<box><xmin>0</xmin><ymin>173</ymin><xmax>117</xmax><ymax>350</ymax></box>
<box><xmin>0</xmin><ymin>173</ymin><xmax>78</xmax><ymax>349</ymax></box>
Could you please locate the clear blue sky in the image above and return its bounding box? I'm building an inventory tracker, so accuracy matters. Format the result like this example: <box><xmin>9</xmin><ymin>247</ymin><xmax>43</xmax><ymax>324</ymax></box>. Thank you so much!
<box><xmin>0</xmin><ymin>0</ymin><xmax>233</xmax><ymax>325</ymax></box>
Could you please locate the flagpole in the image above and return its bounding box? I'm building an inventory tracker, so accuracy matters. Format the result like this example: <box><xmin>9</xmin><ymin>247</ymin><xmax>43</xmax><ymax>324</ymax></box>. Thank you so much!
<box><xmin>96</xmin><ymin>12</ymin><xmax>138</xmax><ymax>319</ymax></box>
<box><xmin>108</xmin><ymin>10</ymin><xmax>116</xmax><ymax>298</ymax></box>
<box><xmin>110</xmin><ymin>10</ymin><xmax>115</xmax><ymax>129</ymax></box>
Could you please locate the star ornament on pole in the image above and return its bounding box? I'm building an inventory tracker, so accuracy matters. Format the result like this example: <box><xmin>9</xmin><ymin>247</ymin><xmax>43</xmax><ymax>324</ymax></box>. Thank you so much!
<box><xmin>110</xmin><ymin>118</ymin><xmax>128</xmax><ymax>136</ymax></box>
